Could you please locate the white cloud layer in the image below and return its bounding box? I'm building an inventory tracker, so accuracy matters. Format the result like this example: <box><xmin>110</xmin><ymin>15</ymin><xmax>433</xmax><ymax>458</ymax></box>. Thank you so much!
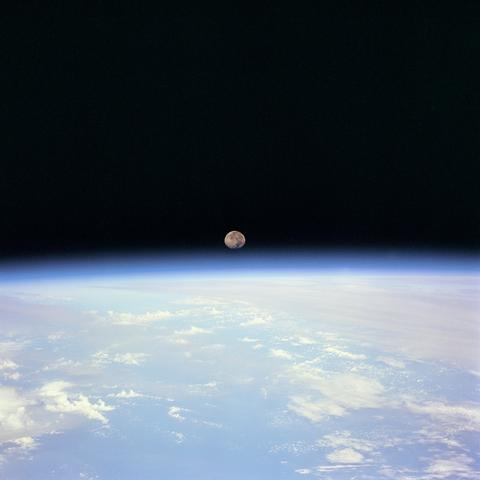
<box><xmin>173</xmin><ymin>326</ymin><xmax>212</xmax><ymax>336</ymax></box>
<box><xmin>168</xmin><ymin>406</ymin><xmax>188</xmax><ymax>422</ymax></box>
<box><xmin>107</xmin><ymin>310</ymin><xmax>172</xmax><ymax>326</ymax></box>
<box><xmin>424</xmin><ymin>453</ymin><xmax>476</xmax><ymax>479</ymax></box>
<box><xmin>270</xmin><ymin>348</ymin><xmax>294</xmax><ymax>360</ymax></box>
<box><xmin>291</xmin><ymin>335</ymin><xmax>317</xmax><ymax>345</ymax></box>
<box><xmin>0</xmin><ymin>387</ymin><xmax>34</xmax><ymax>442</ymax></box>
<box><xmin>403</xmin><ymin>398</ymin><xmax>480</xmax><ymax>432</ymax></box>
<box><xmin>377</xmin><ymin>356</ymin><xmax>406</xmax><ymax>369</ymax></box>
<box><xmin>92</xmin><ymin>351</ymin><xmax>148</xmax><ymax>366</ymax></box>
<box><xmin>317</xmin><ymin>431</ymin><xmax>375</xmax><ymax>453</ymax></box>
<box><xmin>0</xmin><ymin>360</ymin><xmax>18</xmax><ymax>370</ymax></box>
<box><xmin>324</xmin><ymin>346</ymin><xmax>367</xmax><ymax>361</ymax></box>
<box><xmin>326</xmin><ymin>447</ymin><xmax>364</xmax><ymax>464</ymax></box>
<box><xmin>39</xmin><ymin>381</ymin><xmax>114</xmax><ymax>424</ymax></box>
<box><xmin>109</xmin><ymin>389</ymin><xmax>143</xmax><ymax>399</ymax></box>
<box><xmin>0</xmin><ymin>380</ymin><xmax>114</xmax><ymax>467</ymax></box>
<box><xmin>287</xmin><ymin>364</ymin><xmax>385</xmax><ymax>422</ymax></box>
<box><xmin>240</xmin><ymin>314</ymin><xmax>272</xmax><ymax>327</ymax></box>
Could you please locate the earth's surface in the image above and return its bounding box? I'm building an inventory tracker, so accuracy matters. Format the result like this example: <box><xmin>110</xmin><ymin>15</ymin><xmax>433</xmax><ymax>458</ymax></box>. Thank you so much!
<box><xmin>0</xmin><ymin>253</ymin><xmax>479</xmax><ymax>480</ymax></box>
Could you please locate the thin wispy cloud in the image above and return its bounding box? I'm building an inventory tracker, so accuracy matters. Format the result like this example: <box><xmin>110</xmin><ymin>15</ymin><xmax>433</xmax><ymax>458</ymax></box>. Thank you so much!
<box><xmin>107</xmin><ymin>309</ymin><xmax>172</xmax><ymax>326</ymax></box>
<box><xmin>377</xmin><ymin>356</ymin><xmax>406</xmax><ymax>369</ymax></box>
<box><xmin>403</xmin><ymin>398</ymin><xmax>480</xmax><ymax>431</ymax></box>
<box><xmin>287</xmin><ymin>363</ymin><xmax>385</xmax><ymax>422</ymax></box>
<box><xmin>270</xmin><ymin>348</ymin><xmax>294</xmax><ymax>360</ymax></box>
<box><xmin>326</xmin><ymin>447</ymin><xmax>364</xmax><ymax>464</ymax></box>
<box><xmin>169</xmin><ymin>431</ymin><xmax>185</xmax><ymax>444</ymax></box>
<box><xmin>294</xmin><ymin>468</ymin><xmax>311</xmax><ymax>475</ymax></box>
<box><xmin>291</xmin><ymin>335</ymin><xmax>317</xmax><ymax>345</ymax></box>
<box><xmin>324</xmin><ymin>346</ymin><xmax>367</xmax><ymax>361</ymax></box>
<box><xmin>317</xmin><ymin>431</ymin><xmax>375</xmax><ymax>453</ymax></box>
<box><xmin>92</xmin><ymin>351</ymin><xmax>148</xmax><ymax>366</ymax></box>
<box><xmin>240</xmin><ymin>314</ymin><xmax>272</xmax><ymax>327</ymax></box>
<box><xmin>424</xmin><ymin>453</ymin><xmax>476</xmax><ymax>479</ymax></box>
<box><xmin>173</xmin><ymin>326</ymin><xmax>212</xmax><ymax>336</ymax></box>
<box><xmin>108</xmin><ymin>389</ymin><xmax>143</xmax><ymax>399</ymax></box>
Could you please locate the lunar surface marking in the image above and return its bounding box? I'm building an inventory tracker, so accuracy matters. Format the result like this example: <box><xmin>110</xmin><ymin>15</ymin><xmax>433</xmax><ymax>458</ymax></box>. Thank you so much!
<box><xmin>224</xmin><ymin>230</ymin><xmax>246</xmax><ymax>249</ymax></box>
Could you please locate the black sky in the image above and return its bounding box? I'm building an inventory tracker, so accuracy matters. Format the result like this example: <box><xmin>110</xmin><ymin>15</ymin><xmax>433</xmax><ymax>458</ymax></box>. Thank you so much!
<box><xmin>2</xmin><ymin>3</ymin><xmax>480</xmax><ymax>258</ymax></box>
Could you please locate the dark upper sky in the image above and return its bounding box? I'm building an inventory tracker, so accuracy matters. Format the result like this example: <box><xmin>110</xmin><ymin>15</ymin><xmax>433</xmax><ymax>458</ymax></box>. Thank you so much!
<box><xmin>1</xmin><ymin>3</ymin><xmax>479</xmax><ymax>258</ymax></box>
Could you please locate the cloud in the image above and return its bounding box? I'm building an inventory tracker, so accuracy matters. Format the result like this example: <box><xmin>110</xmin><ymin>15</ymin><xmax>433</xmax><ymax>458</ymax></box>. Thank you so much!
<box><xmin>92</xmin><ymin>351</ymin><xmax>148</xmax><ymax>366</ymax></box>
<box><xmin>0</xmin><ymin>387</ymin><xmax>34</xmax><ymax>442</ymax></box>
<box><xmin>294</xmin><ymin>462</ymin><xmax>371</xmax><ymax>475</ymax></box>
<box><xmin>10</xmin><ymin>436</ymin><xmax>37</xmax><ymax>450</ymax></box>
<box><xmin>182</xmin><ymin>297</ymin><xmax>227</xmax><ymax>306</ymax></box>
<box><xmin>92</xmin><ymin>351</ymin><xmax>110</xmax><ymax>363</ymax></box>
<box><xmin>326</xmin><ymin>447</ymin><xmax>364</xmax><ymax>464</ymax></box>
<box><xmin>414</xmin><ymin>427</ymin><xmax>463</xmax><ymax>448</ymax></box>
<box><xmin>288</xmin><ymin>395</ymin><xmax>346</xmax><ymax>422</ymax></box>
<box><xmin>201</xmin><ymin>344</ymin><xmax>225</xmax><ymax>352</ymax></box>
<box><xmin>203</xmin><ymin>306</ymin><xmax>223</xmax><ymax>316</ymax></box>
<box><xmin>168</xmin><ymin>406</ymin><xmax>188</xmax><ymax>422</ymax></box>
<box><xmin>424</xmin><ymin>453</ymin><xmax>476</xmax><ymax>479</ymax></box>
<box><xmin>107</xmin><ymin>309</ymin><xmax>172</xmax><ymax>326</ymax></box>
<box><xmin>377</xmin><ymin>356</ymin><xmax>406</xmax><ymax>369</ymax></box>
<box><xmin>166</xmin><ymin>337</ymin><xmax>190</xmax><ymax>345</ymax></box>
<box><xmin>0</xmin><ymin>360</ymin><xmax>20</xmax><ymax>381</ymax></box>
<box><xmin>317</xmin><ymin>431</ymin><xmax>375</xmax><ymax>453</ymax></box>
<box><xmin>198</xmin><ymin>420</ymin><xmax>223</xmax><ymax>429</ymax></box>
<box><xmin>1</xmin><ymin>380</ymin><xmax>116</xmax><ymax>467</ymax></box>
<box><xmin>169</xmin><ymin>431</ymin><xmax>185</xmax><ymax>444</ymax></box>
<box><xmin>47</xmin><ymin>332</ymin><xmax>66</xmax><ymax>341</ymax></box>
<box><xmin>324</xmin><ymin>347</ymin><xmax>366</xmax><ymax>361</ymax></box>
<box><xmin>240</xmin><ymin>314</ymin><xmax>272</xmax><ymax>327</ymax></box>
<box><xmin>109</xmin><ymin>389</ymin><xmax>143</xmax><ymax>399</ymax></box>
<box><xmin>0</xmin><ymin>341</ymin><xmax>26</xmax><ymax>354</ymax></box>
<box><xmin>42</xmin><ymin>357</ymin><xmax>82</xmax><ymax>372</ymax></box>
<box><xmin>292</xmin><ymin>335</ymin><xmax>317</xmax><ymax>345</ymax></box>
<box><xmin>403</xmin><ymin>398</ymin><xmax>480</xmax><ymax>431</ymax></box>
<box><xmin>173</xmin><ymin>326</ymin><xmax>212</xmax><ymax>336</ymax></box>
<box><xmin>239</xmin><ymin>337</ymin><xmax>260</xmax><ymax>343</ymax></box>
<box><xmin>0</xmin><ymin>360</ymin><xmax>18</xmax><ymax>370</ymax></box>
<box><xmin>38</xmin><ymin>381</ymin><xmax>114</xmax><ymax>424</ymax></box>
<box><xmin>270</xmin><ymin>348</ymin><xmax>294</xmax><ymax>360</ymax></box>
<box><xmin>113</xmin><ymin>353</ymin><xmax>148</xmax><ymax>366</ymax></box>
<box><xmin>0</xmin><ymin>436</ymin><xmax>38</xmax><ymax>466</ymax></box>
<box><xmin>314</xmin><ymin>464</ymin><xmax>368</xmax><ymax>473</ymax></box>
<box><xmin>187</xmin><ymin>382</ymin><xmax>219</xmax><ymax>396</ymax></box>
<box><xmin>286</xmin><ymin>364</ymin><xmax>385</xmax><ymax>422</ymax></box>
<box><xmin>269</xmin><ymin>440</ymin><xmax>317</xmax><ymax>456</ymax></box>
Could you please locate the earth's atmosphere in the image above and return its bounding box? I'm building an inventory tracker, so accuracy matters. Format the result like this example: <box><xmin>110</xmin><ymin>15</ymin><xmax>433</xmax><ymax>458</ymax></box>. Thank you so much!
<box><xmin>0</xmin><ymin>253</ymin><xmax>479</xmax><ymax>479</ymax></box>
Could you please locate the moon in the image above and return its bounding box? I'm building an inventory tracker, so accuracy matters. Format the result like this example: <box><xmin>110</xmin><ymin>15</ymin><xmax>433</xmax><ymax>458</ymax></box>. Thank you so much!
<box><xmin>224</xmin><ymin>230</ymin><xmax>246</xmax><ymax>249</ymax></box>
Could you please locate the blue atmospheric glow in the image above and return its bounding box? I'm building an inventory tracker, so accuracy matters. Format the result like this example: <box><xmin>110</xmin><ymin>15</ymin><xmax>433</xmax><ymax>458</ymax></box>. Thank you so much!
<box><xmin>0</xmin><ymin>250</ymin><xmax>478</xmax><ymax>282</ymax></box>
